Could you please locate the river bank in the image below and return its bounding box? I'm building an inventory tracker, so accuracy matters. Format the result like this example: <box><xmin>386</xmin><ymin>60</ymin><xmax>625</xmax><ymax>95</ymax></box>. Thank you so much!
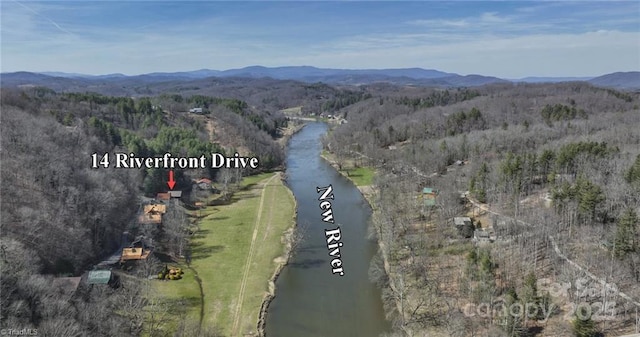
<box><xmin>277</xmin><ymin>119</ymin><xmax>306</xmax><ymax>147</ymax></box>
<box><xmin>265</xmin><ymin>122</ymin><xmax>389</xmax><ymax>336</ymax></box>
<box><xmin>320</xmin><ymin>148</ymin><xmax>405</xmax><ymax>335</ymax></box>
<box><xmin>153</xmin><ymin>172</ymin><xmax>296</xmax><ymax>336</ymax></box>
<box><xmin>256</xmin><ymin>173</ymin><xmax>297</xmax><ymax>337</ymax></box>
<box><xmin>258</xmin><ymin>122</ymin><xmax>305</xmax><ymax>336</ymax></box>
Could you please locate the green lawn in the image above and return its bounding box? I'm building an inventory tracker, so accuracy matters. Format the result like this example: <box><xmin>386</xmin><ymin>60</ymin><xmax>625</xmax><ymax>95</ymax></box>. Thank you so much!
<box><xmin>149</xmin><ymin>266</ymin><xmax>202</xmax><ymax>329</ymax></box>
<box><xmin>320</xmin><ymin>150</ymin><xmax>375</xmax><ymax>186</ymax></box>
<box><xmin>343</xmin><ymin>166</ymin><xmax>375</xmax><ymax>186</ymax></box>
<box><xmin>152</xmin><ymin>172</ymin><xmax>295</xmax><ymax>336</ymax></box>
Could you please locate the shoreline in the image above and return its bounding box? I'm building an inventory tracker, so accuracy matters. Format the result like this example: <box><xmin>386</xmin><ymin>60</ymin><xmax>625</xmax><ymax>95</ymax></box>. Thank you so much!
<box><xmin>256</xmin><ymin>173</ymin><xmax>297</xmax><ymax>337</ymax></box>
<box><xmin>319</xmin><ymin>150</ymin><xmax>403</xmax><ymax>332</ymax></box>
<box><xmin>256</xmin><ymin>124</ymin><xmax>306</xmax><ymax>336</ymax></box>
<box><xmin>277</xmin><ymin>120</ymin><xmax>306</xmax><ymax>147</ymax></box>
<box><xmin>319</xmin><ymin>151</ymin><xmax>375</xmax><ymax>203</ymax></box>
<box><xmin>259</xmin><ymin>128</ymin><xmax>391</xmax><ymax>336</ymax></box>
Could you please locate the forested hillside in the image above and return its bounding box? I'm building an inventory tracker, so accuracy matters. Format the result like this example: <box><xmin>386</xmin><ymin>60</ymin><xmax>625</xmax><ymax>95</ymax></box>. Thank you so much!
<box><xmin>2</xmin><ymin>76</ymin><xmax>639</xmax><ymax>336</ymax></box>
<box><xmin>0</xmin><ymin>86</ymin><xmax>288</xmax><ymax>336</ymax></box>
<box><xmin>325</xmin><ymin>82</ymin><xmax>640</xmax><ymax>336</ymax></box>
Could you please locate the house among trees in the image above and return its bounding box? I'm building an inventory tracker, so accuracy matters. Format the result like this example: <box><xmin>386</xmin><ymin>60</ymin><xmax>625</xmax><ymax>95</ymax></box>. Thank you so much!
<box><xmin>454</xmin><ymin>216</ymin><xmax>474</xmax><ymax>238</ymax></box>
<box><xmin>144</xmin><ymin>204</ymin><xmax>166</xmax><ymax>214</ymax></box>
<box><xmin>194</xmin><ymin>178</ymin><xmax>212</xmax><ymax>190</ymax></box>
<box><xmin>120</xmin><ymin>236</ymin><xmax>152</xmax><ymax>262</ymax></box>
<box><xmin>473</xmin><ymin>229</ymin><xmax>492</xmax><ymax>243</ymax></box>
<box><xmin>189</xmin><ymin>107</ymin><xmax>204</xmax><ymax>114</ymax></box>
<box><xmin>120</xmin><ymin>247</ymin><xmax>151</xmax><ymax>262</ymax></box>
<box><xmin>138</xmin><ymin>204</ymin><xmax>166</xmax><ymax>224</ymax></box>
<box><xmin>87</xmin><ymin>270</ymin><xmax>113</xmax><ymax>285</ymax></box>
<box><xmin>454</xmin><ymin>216</ymin><xmax>472</xmax><ymax>227</ymax></box>
<box><xmin>422</xmin><ymin>187</ymin><xmax>438</xmax><ymax>206</ymax></box>
<box><xmin>156</xmin><ymin>192</ymin><xmax>170</xmax><ymax>201</ymax></box>
<box><xmin>169</xmin><ymin>190</ymin><xmax>182</xmax><ymax>198</ymax></box>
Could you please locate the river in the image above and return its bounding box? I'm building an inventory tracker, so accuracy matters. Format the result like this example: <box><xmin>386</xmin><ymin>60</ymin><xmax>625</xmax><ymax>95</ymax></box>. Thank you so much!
<box><xmin>265</xmin><ymin>122</ymin><xmax>390</xmax><ymax>336</ymax></box>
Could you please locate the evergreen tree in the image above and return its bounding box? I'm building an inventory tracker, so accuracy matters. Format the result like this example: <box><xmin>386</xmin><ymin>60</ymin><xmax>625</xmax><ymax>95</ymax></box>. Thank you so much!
<box><xmin>625</xmin><ymin>154</ymin><xmax>640</xmax><ymax>187</ymax></box>
<box><xmin>572</xmin><ymin>315</ymin><xmax>599</xmax><ymax>337</ymax></box>
<box><xmin>614</xmin><ymin>209</ymin><xmax>639</xmax><ymax>258</ymax></box>
<box><xmin>502</xmin><ymin>287</ymin><xmax>524</xmax><ymax>337</ymax></box>
<box><xmin>575</xmin><ymin>176</ymin><xmax>605</xmax><ymax>222</ymax></box>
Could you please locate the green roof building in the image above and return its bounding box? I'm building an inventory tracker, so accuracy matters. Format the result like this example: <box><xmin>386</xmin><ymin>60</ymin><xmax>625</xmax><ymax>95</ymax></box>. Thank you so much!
<box><xmin>422</xmin><ymin>187</ymin><xmax>435</xmax><ymax>194</ymax></box>
<box><xmin>422</xmin><ymin>187</ymin><xmax>438</xmax><ymax>206</ymax></box>
<box><xmin>87</xmin><ymin>270</ymin><xmax>112</xmax><ymax>285</ymax></box>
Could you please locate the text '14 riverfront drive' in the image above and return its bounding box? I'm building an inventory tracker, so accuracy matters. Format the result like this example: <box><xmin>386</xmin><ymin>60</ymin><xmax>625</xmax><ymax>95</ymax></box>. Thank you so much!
<box><xmin>91</xmin><ymin>152</ymin><xmax>259</xmax><ymax>169</ymax></box>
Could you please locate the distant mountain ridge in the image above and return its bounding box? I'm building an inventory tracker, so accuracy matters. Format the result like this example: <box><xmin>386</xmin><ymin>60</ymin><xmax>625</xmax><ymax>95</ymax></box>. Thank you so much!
<box><xmin>2</xmin><ymin>66</ymin><xmax>639</xmax><ymax>89</ymax></box>
<box><xmin>587</xmin><ymin>72</ymin><xmax>640</xmax><ymax>89</ymax></box>
<box><xmin>32</xmin><ymin>66</ymin><xmax>457</xmax><ymax>82</ymax></box>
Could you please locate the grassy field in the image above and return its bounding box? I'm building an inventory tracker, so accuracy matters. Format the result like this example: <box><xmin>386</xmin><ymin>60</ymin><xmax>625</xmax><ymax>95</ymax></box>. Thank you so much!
<box><xmin>279</xmin><ymin>106</ymin><xmax>303</xmax><ymax>115</ymax></box>
<box><xmin>320</xmin><ymin>150</ymin><xmax>375</xmax><ymax>186</ymax></box>
<box><xmin>152</xmin><ymin>172</ymin><xmax>295</xmax><ymax>336</ymax></box>
<box><xmin>343</xmin><ymin>166</ymin><xmax>375</xmax><ymax>186</ymax></box>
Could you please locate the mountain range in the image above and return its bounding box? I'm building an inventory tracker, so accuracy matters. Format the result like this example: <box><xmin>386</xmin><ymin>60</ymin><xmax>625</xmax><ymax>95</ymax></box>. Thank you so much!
<box><xmin>3</xmin><ymin>66</ymin><xmax>639</xmax><ymax>90</ymax></box>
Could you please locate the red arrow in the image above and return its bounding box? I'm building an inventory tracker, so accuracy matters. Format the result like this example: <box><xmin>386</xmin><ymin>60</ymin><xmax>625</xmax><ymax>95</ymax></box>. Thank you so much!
<box><xmin>167</xmin><ymin>170</ymin><xmax>176</xmax><ymax>190</ymax></box>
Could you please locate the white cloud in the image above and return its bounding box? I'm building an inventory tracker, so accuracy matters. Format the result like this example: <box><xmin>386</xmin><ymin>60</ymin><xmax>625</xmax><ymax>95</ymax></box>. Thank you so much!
<box><xmin>479</xmin><ymin>12</ymin><xmax>511</xmax><ymax>24</ymax></box>
<box><xmin>406</xmin><ymin>19</ymin><xmax>469</xmax><ymax>28</ymax></box>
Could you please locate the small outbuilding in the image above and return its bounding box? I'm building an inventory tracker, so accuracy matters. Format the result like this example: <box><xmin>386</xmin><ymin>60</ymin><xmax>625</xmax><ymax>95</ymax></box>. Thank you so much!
<box><xmin>194</xmin><ymin>178</ymin><xmax>213</xmax><ymax>190</ymax></box>
<box><xmin>87</xmin><ymin>270</ymin><xmax>113</xmax><ymax>285</ymax></box>
<box><xmin>422</xmin><ymin>187</ymin><xmax>438</xmax><ymax>206</ymax></box>
<box><xmin>473</xmin><ymin>229</ymin><xmax>491</xmax><ymax>243</ymax></box>
<box><xmin>454</xmin><ymin>217</ymin><xmax>472</xmax><ymax>227</ymax></box>
<box><xmin>156</xmin><ymin>193</ymin><xmax>170</xmax><ymax>201</ymax></box>
<box><xmin>454</xmin><ymin>216</ymin><xmax>474</xmax><ymax>238</ymax></box>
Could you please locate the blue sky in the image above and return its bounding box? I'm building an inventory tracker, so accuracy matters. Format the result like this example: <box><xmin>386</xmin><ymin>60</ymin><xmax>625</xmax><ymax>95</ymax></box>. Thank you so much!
<box><xmin>1</xmin><ymin>1</ymin><xmax>639</xmax><ymax>78</ymax></box>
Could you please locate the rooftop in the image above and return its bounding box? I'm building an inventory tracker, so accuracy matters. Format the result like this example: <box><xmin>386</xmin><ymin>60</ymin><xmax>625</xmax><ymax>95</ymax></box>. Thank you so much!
<box><xmin>139</xmin><ymin>213</ymin><xmax>162</xmax><ymax>224</ymax></box>
<box><xmin>120</xmin><ymin>247</ymin><xmax>151</xmax><ymax>261</ymax></box>
<box><xmin>156</xmin><ymin>193</ymin><xmax>170</xmax><ymax>200</ymax></box>
<box><xmin>422</xmin><ymin>187</ymin><xmax>437</xmax><ymax>194</ymax></box>
<box><xmin>87</xmin><ymin>270</ymin><xmax>112</xmax><ymax>284</ymax></box>
<box><xmin>454</xmin><ymin>217</ymin><xmax>472</xmax><ymax>226</ymax></box>
<box><xmin>143</xmin><ymin>204</ymin><xmax>166</xmax><ymax>214</ymax></box>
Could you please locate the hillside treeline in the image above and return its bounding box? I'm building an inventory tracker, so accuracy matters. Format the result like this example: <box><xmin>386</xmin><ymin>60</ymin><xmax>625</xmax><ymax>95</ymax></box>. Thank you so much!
<box><xmin>0</xmin><ymin>87</ymin><xmax>287</xmax><ymax>336</ymax></box>
<box><xmin>7</xmin><ymin>89</ymin><xmax>286</xmax><ymax>195</ymax></box>
<box><xmin>325</xmin><ymin>82</ymin><xmax>640</xmax><ymax>336</ymax></box>
<box><xmin>1</xmin><ymin>91</ymin><xmax>146</xmax><ymax>335</ymax></box>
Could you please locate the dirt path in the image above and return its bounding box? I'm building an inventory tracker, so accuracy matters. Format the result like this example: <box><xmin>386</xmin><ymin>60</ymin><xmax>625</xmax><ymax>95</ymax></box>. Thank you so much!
<box><xmin>230</xmin><ymin>173</ymin><xmax>279</xmax><ymax>336</ymax></box>
<box><xmin>205</xmin><ymin>119</ymin><xmax>215</xmax><ymax>143</ymax></box>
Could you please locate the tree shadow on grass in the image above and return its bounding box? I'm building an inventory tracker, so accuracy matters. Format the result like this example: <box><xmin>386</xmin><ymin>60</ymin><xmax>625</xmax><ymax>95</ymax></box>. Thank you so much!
<box><xmin>346</xmin><ymin>170</ymin><xmax>363</xmax><ymax>178</ymax></box>
<box><xmin>153</xmin><ymin>295</ymin><xmax>201</xmax><ymax>317</ymax></box>
<box><xmin>153</xmin><ymin>252</ymin><xmax>177</xmax><ymax>263</ymax></box>
<box><xmin>191</xmin><ymin>244</ymin><xmax>224</xmax><ymax>260</ymax></box>
<box><xmin>208</xmin><ymin>192</ymin><xmax>257</xmax><ymax>206</ymax></box>
<box><xmin>190</xmin><ymin>229</ymin><xmax>211</xmax><ymax>240</ymax></box>
<box><xmin>240</xmin><ymin>182</ymin><xmax>261</xmax><ymax>191</ymax></box>
<box><xmin>207</xmin><ymin>216</ymin><xmax>230</xmax><ymax>222</ymax></box>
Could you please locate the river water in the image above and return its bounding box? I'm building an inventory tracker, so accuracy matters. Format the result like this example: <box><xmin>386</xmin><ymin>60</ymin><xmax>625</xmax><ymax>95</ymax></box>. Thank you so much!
<box><xmin>265</xmin><ymin>122</ymin><xmax>390</xmax><ymax>336</ymax></box>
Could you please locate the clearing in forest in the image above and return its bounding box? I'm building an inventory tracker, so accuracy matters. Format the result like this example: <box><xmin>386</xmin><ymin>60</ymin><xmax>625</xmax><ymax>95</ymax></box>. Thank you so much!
<box><xmin>154</xmin><ymin>172</ymin><xmax>295</xmax><ymax>336</ymax></box>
